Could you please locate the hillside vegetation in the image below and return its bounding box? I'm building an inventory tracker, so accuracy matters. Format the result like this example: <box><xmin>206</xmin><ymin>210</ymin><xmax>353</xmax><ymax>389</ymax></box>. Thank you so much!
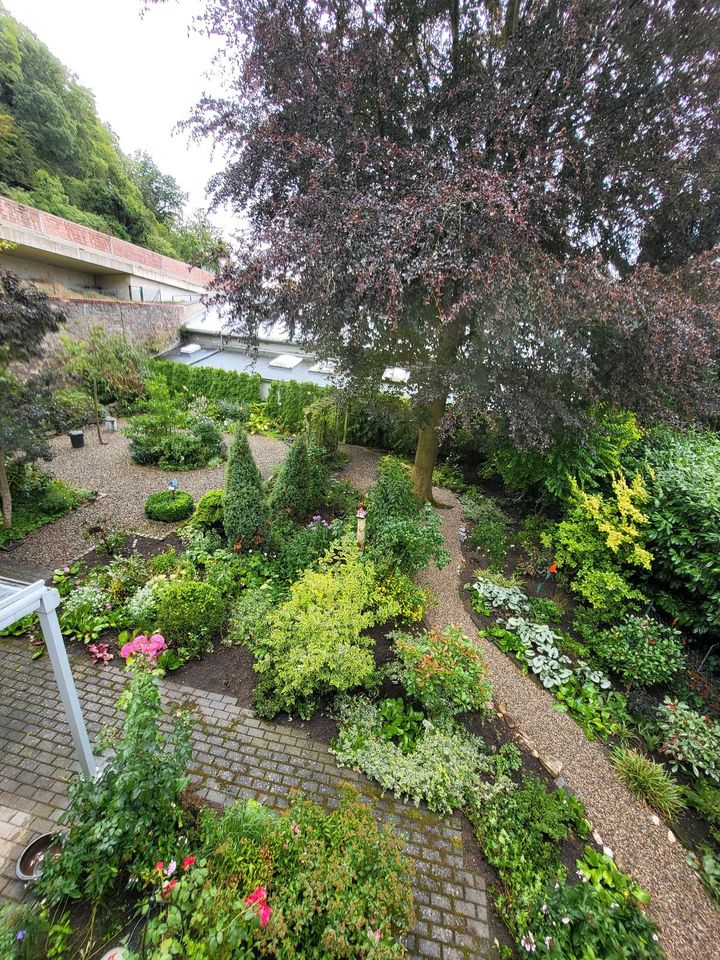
<box><xmin>0</xmin><ymin>3</ymin><xmax>225</xmax><ymax>267</ymax></box>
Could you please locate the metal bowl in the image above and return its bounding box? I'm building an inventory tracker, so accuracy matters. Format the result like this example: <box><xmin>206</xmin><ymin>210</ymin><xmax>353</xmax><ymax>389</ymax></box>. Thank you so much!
<box><xmin>15</xmin><ymin>833</ymin><xmax>61</xmax><ymax>881</ymax></box>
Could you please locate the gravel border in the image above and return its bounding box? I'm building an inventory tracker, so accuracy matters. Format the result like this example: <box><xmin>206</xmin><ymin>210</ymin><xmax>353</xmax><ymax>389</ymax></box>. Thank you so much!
<box><xmin>420</xmin><ymin>488</ymin><xmax>720</xmax><ymax>960</ymax></box>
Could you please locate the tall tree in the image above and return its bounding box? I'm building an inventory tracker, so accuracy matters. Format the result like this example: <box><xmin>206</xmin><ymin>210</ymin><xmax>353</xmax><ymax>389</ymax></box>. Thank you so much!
<box><xmin>180</xmin><ymin>0</ymin><xmax>720</xmax><ymax>499</ymax></box>
<box><xmin>0</xmin><ymin>267</ymin><xmax>64</xmax><ymax>526</ymax></box>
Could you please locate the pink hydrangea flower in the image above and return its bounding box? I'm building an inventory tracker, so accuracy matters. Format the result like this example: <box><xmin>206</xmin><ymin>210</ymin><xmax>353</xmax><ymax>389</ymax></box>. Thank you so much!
<box><xmin>120</xmin><ymin>633</ymin><xmax>168</xmax><ymax>663</ymax></box>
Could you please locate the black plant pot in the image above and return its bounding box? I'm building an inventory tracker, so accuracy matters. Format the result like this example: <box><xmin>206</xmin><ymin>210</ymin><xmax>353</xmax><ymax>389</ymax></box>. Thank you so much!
<box><xmin>69</xmin><ymin>429</ymin><xmax>85</xmax><ymax>449</ymax></box>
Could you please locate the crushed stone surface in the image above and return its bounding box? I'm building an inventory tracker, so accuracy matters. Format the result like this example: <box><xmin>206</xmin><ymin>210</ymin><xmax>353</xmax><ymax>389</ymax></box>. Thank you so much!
<box><xmin>6</xmin><ymin>425</ymin><xmax>287</xmax><ymax>570</ymax></box>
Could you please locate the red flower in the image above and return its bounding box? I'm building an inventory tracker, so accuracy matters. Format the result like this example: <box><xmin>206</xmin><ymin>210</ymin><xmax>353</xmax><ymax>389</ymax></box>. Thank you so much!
<box><xmin>154</xmin><ymin>861</ymin><xmax>164</xmax><ymax>872</ymax></box>
<box><xmin>182</xmin><ymin>856</ymin><xmax>196</xmax><ymax>869</ymax></box>
<box><xmin>549</xmin><ymin>563</ymin><xmax>558</xmax><ymax>575</ymax></box>
<box><xmin>161</xmin><ymin>879</ymin><xmax>178</xmax><ymax>900</ymax></box>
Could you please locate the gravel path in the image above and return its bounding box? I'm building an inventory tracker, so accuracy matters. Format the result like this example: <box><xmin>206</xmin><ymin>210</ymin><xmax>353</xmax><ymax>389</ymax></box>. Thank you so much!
<box><xmin>338</xmin><ymin>442</ymin><xmax>384</xmax><ymax>493</ymax></box>
<box><xmin>420</xmin><ymin>489</ymin><xmax>720</xmax><ymax>960</ymax></box>
<box><xmin>6</xmin><ymin>426</ymin><xmax>288</xmax><ymax>569</ymax></box>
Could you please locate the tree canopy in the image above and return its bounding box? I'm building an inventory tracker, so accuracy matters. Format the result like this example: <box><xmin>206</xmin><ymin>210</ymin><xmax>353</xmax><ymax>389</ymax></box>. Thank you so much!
<box><xmin>178</xmin><ymin>0</ymin><xmax>720</xmax><ymax>499</ymax></box>
<box><xmin>0</xmin><ymin>3</ymin><xmax>226</xmax><ymax>268</ymax></box>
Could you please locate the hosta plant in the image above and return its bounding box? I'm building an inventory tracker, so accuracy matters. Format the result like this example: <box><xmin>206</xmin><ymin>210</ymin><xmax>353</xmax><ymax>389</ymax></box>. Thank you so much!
<box><xmin>468</xmin><ymin>575</ymin><xmax>531</xmax><ymax>617</ymax></box>
<box><xmin>504</xmin><ymin>617</ymin><xmax>573</xmax><ymax>689</ymax></box>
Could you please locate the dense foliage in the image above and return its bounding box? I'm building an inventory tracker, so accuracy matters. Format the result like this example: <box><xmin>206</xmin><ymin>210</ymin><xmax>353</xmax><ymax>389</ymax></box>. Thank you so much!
<box><xmin>223</xmin><ymin>428</ymin><xmax>268</xmax><ymax>549</ymax></box>
<box><xmin>37</xmin><ymin>658</ymin><xmax>192</xmax><ymax>903</ymax></box>
<box><xmin>151</xmin><ymin>359</ymin><xmax>262</xmax><ymax>406</ymax></box>
<box><xmin>0</xmin><ymin>6</ymin><xmax>226</xmax><ymax>265</ymax></box>
<box><xmin>144</xmin><ymin>489</ymin><xmax>195</xmax><ymax>522</ymax></box>
<box><xmin>269</xmin><ymin>437</ymin><xmax>311</xmax><ymax>519</ymax></box>
<box><xmin>594</xmin><ymin>617</ymin><xmax>685</xmax><ymax>688</ymax></box>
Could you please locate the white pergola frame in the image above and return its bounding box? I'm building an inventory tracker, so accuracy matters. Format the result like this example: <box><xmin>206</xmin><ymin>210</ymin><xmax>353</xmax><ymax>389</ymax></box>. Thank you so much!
<box><xmin>1</xmin><ymin>577</ymin><xmax>98</xmax><ymax>777</ymax></box>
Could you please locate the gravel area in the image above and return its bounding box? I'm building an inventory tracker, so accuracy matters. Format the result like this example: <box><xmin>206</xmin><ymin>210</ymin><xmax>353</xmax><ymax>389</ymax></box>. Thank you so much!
<box><xmin>420</xmin><ymin>487</ymin><xmax>720</xmax><ymax>960</ymax></box>
<box><xmin>338</xmin><ymin>443</ymin><xmax>383</xmax><ymax>493</ymax></box>
<box><xmin>6</xmin><ymin>425</ymin><xmax>288</xmax><ymax>569</ymax></box>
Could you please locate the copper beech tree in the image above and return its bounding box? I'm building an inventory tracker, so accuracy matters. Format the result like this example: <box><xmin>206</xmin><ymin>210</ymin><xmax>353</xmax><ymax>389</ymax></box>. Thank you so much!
<box><xmin>179</xmin><ymin>0</ymin><xmax>720</xmax><ymax>500</ymax></box>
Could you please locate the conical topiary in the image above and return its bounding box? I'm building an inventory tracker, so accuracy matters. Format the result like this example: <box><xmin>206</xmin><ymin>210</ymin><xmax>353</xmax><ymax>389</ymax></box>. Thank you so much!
<box><xmin>269</xmin><ymin>436</ymin><xmax>311</xmax><ymax>519</ymax></box>
<box><xmin>223</xmin><ymin>427</ymin><xmax>268</xmax><ymax>549</ymax></box>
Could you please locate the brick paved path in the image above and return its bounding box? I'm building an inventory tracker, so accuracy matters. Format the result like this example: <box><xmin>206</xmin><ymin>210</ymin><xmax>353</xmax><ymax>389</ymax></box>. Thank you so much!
<box><xmin>0</xmin><ymin>639</ymin><xmax>491</xmax><ymax>960</ymax></box>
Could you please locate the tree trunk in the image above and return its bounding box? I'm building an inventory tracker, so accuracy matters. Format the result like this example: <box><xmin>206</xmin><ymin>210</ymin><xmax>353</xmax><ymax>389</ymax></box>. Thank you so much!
<box><xmin>0</xmin><ymin>453</ymin><xmax>12</xmax><ymax>528</ymax></box>
<box><xmin>412</xmin><ymin>395</ymin><xmax>447</xmax><ymax>504</ymax></box>
<box><xmin>92</xmin><ymin>376</ymin><xmax>107</xmax><ymax>445</ymax></box>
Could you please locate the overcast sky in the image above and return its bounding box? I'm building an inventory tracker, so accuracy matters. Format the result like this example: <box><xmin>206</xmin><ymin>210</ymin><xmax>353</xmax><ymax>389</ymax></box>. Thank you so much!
<box><xmin>5</xmin><ymin>0</ymin><xmax>236</xmax><ymax>234</ymax></box>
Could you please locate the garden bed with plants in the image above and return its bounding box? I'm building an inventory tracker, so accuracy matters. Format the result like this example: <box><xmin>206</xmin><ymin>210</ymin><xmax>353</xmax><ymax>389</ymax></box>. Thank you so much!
<box><xmin>445</xmin><ymin>411</ymin><xmax>720</xmax><ymax>916</ymax></box>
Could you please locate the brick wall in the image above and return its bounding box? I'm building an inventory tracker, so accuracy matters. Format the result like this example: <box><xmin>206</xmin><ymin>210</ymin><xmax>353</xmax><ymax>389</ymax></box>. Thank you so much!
<box><xmin>0</xmin><ymin>196</ymin><xmax>214</xmax><ymax>288</ymax></box>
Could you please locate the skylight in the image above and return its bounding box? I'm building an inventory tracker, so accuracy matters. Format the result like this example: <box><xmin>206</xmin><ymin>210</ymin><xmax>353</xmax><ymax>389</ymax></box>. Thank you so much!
<box><xmin>269</xmin><ymin>354</ymin><xmax>303</xmax><ymax>369</ymax></box>
<box><xmin>382</xmin><ymin>366</ymin><xmax>410</xmax><ymax>384</ymax></box>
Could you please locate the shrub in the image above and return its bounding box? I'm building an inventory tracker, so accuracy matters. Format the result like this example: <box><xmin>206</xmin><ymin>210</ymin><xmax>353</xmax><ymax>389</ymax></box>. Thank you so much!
<box><xmin>469</xmin><ymin>775</ymin><xmax>589</xmax><ymax>939</ymax></box>
<box><xmin>611</xmin><ymin>747</ymin><xmax>685</xmax><ymax>820</ymax></box>
<box><xmin>374</xmin><ymin>571</ymin><xmax>429</xmax><ymax>623</ymax></box>
<box><xmin>344</xmin><ymin>393</ymin><xmax>418</xmax><ymax>455</ymax></box>
<box><xmin>266</xmin><ymin>380</ymin><xmax>329</xmax><ymax>432</ymax></box>
<box><xmin>392</xmin><ymin>626</ymin><xmax>493</xmax><ymax>717</ymax></box>
<box><xmin>271</xmin><ymin>517</ymin><xmax>336</xmax><ymax>584</ymax></box>
<box><xmin>594</xmin><ymin>616</ymin><xmax>685</xmax><ymax>687</ymax></box>
<box><xmin>192</xmin><ymin>489</ymin><xmax>225</xmax><ymax>530</ymax></box>
<box><xmin>547</xmin><ymin>473</ymin><xmax>653</xmax><ymax>618</ymax></box>
<box><xmin>151</xmin><ymin>358</ymin><xmax>262</xmax><ymax>405</ymax></box>
<box><xmin>225</xmin><ymin>586</ymin><xmax>276</xmax><ymax>648</ymax></box>
<box><xmin>304</xmin><ymin>394</ymin><xmax>341</xmax><ymax>453</ymax></box>
<box><xmin>154</xmin><ymin>580</ymin><xmax>225</xmax><ymax>658</ymax></box>
<box><xmin>657</xmin><ymin>698</ymin><xmax>720</xmax><ymax>782</ymax></box>
<box><xmin>269</xmin><ymin>437</ymin><xmax>311</xmax><ymax>519</ymax></box>
<box><xmin>185</xmin><ymin>792</ymin><xmax>414</xmax><ymax>960</ymax></box>
<box><xmin>48</xmin><ymin>385</ymin><xmax>99</xmax><ymax>431</ymax></box>
<box><xmin>332</xmin><ymin>696</ymin><xmax>519</xmax><ymax>815</ymax></box>
<box><xmin>461</xmin><ymin>491</ymin><xmax>510</xmax><ymax>570</ymax></box>
<box><xmin>528</xmin><ymin>848</ymin><xmax>662</xmax><ymax>960</ymax></box>
<box><xmin>489</xmin><ymin>406</ymin><xmax>643</xmax><ymax>505</ymax></box>
<box><xmin>144</xmin><ymin>490</ymin><xmax>195</xmax><ymax>522</ymax></box>
<box><xmin>36</xmin><ymin>664</ymin><xmax>192</xmax><ymax>903</ymax></box>
<box><xmin>251</xmin><ymin>541</ymin><xmax>385</xmax><ymax>718</ymax></box>
<box><xmin>223</xmin><ymin>428</ymin><xmax>268</xmax><ymax>549</ymax></box>
<box><xmin>529</xmin><ymin>596</ymin><xmax>565</xmax><ymax>625</ymax></box>
<box><xmin>641</xmin><ymin>429</ymin><xmax>720</xmax><ymax>635</ymax></box>
<box><xmin>366</xmin><ymin>456</ymin><xmax>448</xmax><ymax>575</ymax></box>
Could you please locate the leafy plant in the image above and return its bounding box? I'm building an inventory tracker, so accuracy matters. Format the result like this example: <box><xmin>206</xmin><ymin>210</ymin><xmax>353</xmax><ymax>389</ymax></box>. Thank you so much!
<box><xmin>657</xmin><ymin>698</ymin><xmax>720</xmax><ymax>782</ymax></box>
<box><xmin>504</xmin><ymin>617</ymin><xmax>573</xmax><ymax>689</ymax></box>
<box><xmin>547</xmin><ymin>473</ymin><xmax>653</xmax><ymax>618</ymax></box>
<box><xmin>378</xmin><ymin>697</ymin><xmax>425</xmax><ymax>753</ymax></box>
<box><xmin>684</xmin><ymin>778</ymin><xmax>720</xmax><ymax>844</ymax></box>
<box><xmin>468</xmin><ymin>574</ymin><xmax>531</xmax><ymax>617</ymax></box>
<box><xmin>461</xmin><ymin>490</ymin><xmax>511</xmax><ymax>570</ymax></box>
<box><xmin>36</xmin><ymin>662</ymin><xmax>192</xmax><ymax>904</ymax></box>
<box><xmin>641</xmin><ymin>428</ymin><xmax>720</xmax><ymax>635</ymax></box>
<box><xmin>687</xmin><ymin>847</ymin><xmax>720</xmax><ymax>908</ymax></box>
<box><xmin>611</xmin><ymin>747</ymin><xmax>686</xmax><ymax>820</ymax></box>
<box><xmin>151</xmin><ymin>359</ymin><xmax>262</xmax><ymax>406</ymax></box>
<box><xmin>144</xmin><ymin>489</ymin><xmax>194</xmax><ymax>522</ymax></box>
<box><xmin>392</xmin><ymin>625</ymin><xmax>493</xmax><ymax>717</ymax></box>
<box><xmin>224</xmin><ymin>427</ymin><xmax>269</xmax><ymax>550</ymax></box>
<box><xmin>468</xmin><ymin>775</ymin><xmax>589</xmax><ymax>939</ymax></box>
<box><xmin>366</xmin><ymin>456</ymin><xmax>448</xmax><ymax>576</ymax></box>
<box><xmin>529</xmin><ymin>596</ymin><xmax>565</xmax><ymax>625</ymax></box>
<box><xmin>332</xmin><ymin>695</ymin><xmax>519</xmax><ymax>815</ymax></box>
<box><xmin>528</xmin><ymin>848</ymin><xmax>662</xmax><ymax>960</ymax></box>
<box><xmin>555</xmin><ymin>682</ymin><xmax>634</xmax><ymax>743</ymax></box>
<box><xmin>154</xmin><ymin>580</ymin><xmax>226</xmax><ymax>659</ymax></box>
<box><xmin>251</xmin><ymin>541</ymin><xmax>387</xmax><ymax>718</ymax></box>
<box><xmin>594</xmin><ymin>616</ymin><xmax>685</xmax><ymax>688</ymax></box>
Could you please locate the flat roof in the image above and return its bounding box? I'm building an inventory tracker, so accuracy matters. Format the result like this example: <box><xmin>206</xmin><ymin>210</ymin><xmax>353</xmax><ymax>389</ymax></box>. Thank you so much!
<box><xmin>162</xmin><ymin>343</ymin><xmax>334</xmax><ymax>387</ymax></box>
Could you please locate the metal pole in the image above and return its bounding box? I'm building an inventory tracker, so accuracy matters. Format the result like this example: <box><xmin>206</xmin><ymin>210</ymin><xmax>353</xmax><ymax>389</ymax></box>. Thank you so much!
<box><xmin>37</xmin><ymin>588</ymin><xmax>97</xmax><ymax>778</ymax></box>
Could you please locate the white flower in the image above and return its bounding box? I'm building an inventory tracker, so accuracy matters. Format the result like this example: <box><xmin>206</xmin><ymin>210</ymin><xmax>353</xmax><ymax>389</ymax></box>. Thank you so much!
<box><xmin>544</xmin><ymin>936</ymin><xmax>553</xmax><ymax>949</ymax></box>
<box><xmin>520</xmin><ymin>932</ymin><xmax>536</xmax><ymax>952</ymax></box>
<box><xmin>561</xmin><ymin>916</ymin><xmax>570</xmax><ymax>925</ymax></box>
<box><xmin>541</xmin><ymin>903</ymin><xmax>548</xmax><ymax>915</ymax></box>
<box><xmin>652</xmin><ymin>935</ymin><xmax>659</xmax><ymax>942</ymax></box>
<box><xmin>165</xmin><ymin>859</ymin><xmax>177</xmax><ymax>877</ymax></box>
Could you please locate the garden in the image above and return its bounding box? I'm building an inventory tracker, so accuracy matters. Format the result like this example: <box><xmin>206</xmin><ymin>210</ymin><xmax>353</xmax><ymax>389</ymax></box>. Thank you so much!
<box><xmin>5</xmin><ymin>340</ymin><xmax>716</xmax><ymax>958</ymax></box>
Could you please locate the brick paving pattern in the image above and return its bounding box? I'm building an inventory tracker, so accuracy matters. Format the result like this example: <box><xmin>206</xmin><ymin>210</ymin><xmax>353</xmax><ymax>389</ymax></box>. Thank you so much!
<box><xmin>0</xmin><ymin>639</ymin><xmax>490</xmax><ymax>959</ymax></box>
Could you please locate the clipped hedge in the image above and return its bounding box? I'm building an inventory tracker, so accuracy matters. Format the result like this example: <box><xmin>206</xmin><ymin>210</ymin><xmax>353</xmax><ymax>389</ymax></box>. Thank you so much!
<box><xmin>150</xmin><ymin>359</ymin><xmax>262</xmax><ymax>405</ymax></box>
<box><xmin>144</xmin><ymin>490</ymin><xmax>195</xmax><ymax>522</ymax></box>
<box><xmin>266</xmin><ymin>380</ymin><xmax>330</xmax><ymax>433</ymax></box>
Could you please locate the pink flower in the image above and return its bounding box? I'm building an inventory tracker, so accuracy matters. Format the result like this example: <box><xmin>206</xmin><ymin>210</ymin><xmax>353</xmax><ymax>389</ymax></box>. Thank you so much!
<box><xmin>182</xmin><ymin>856</ymin><xmax>196</xmax><ymax>869</ymax></box>
<box><xmin>165</xmin><ymin>860</ymin><xmax>176</xmax><ymax>877</ymax></box>
<box><xmin>290</xmin><ymin>820</ymin><xmax>301</xmax><ymax>836</ymax></box>
<box><xmin>120</xmin><ymin>633</ymin><xmax>168</xmax><ymax>664</ymax></box>
<box><xmin>244</xmin><ymin>886</ymin><xmax>272</xmax><ymax>926</ymax></box>
<box><xmin>258</xmin><ymin>904</ymin><xmax>272</xmax><ymax>926</ymax></box>
<box><xmin>155</xmin><ymin>861</ymin><xmax>164</xmax><ymax>872</ymax></box>
<box><xmin>245</xmin><ymin>886</ymin><xmax>267</xmax><ymax>906</ymax></box>
<box><xmin>369</xmin><ymin>928</ymin><xmax>382</xmax><ymax>941</ymax></box>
